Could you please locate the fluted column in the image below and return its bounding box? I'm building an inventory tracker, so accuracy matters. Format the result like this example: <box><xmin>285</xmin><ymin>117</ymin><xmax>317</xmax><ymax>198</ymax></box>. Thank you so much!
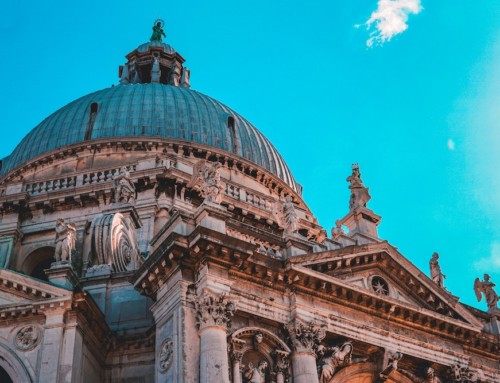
<box><xmin>285</xmin><ymin>319</ymin><xmax>325</xmax><ymax>383</ymax></box>
<box><xmin>195</xmin><ymin>291</ymin><xmax>236</xmax><ymax>383</ymax></box>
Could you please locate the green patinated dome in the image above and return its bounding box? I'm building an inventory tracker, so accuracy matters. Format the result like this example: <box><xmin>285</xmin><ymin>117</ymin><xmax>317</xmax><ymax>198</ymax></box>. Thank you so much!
<box><xmin>1</xmin><ymin>83</ymin><xmax>299</xmax><ymax>192</ymax></box>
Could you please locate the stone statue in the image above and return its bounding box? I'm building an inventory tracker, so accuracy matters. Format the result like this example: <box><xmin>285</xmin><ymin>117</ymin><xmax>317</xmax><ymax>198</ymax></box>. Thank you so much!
<box><xmin>188</xmin><ymin>161</ymin><xmax>225</xmax><ymax>204</ymax></box>
<box><xmin>331</xmin><ymin>220</ymin><xmax>345</xmax><ymax>241</ymax></box>
<box><xmin>244</xmin><ymin>360</ymin><xmax>267</xmax><ymax>383</ymax></box>
<box><xmin>150</xmin><ymin>19</ymin><xmax>166</xmax><ymax>42</ymax></box>
<box><xmin>474</xmin><ymin>274</ymin><xmax>500</xmax><ymax>314</ymax></box>
<box><xmin>347</xmin><ymin>164</ymin><xmax>371</xmax><ymax>211</ymax></box>
<box><xmin>379</xmin><ymin>351</ymin><xmax>403</xmax><ymax>382</ymax></box>
<box><xmin>400</xmin><ymin>367</ymin><xmax>442</xmax><ymax>383</ymax></box>
<box><xmin>451</xmin><ymin>364</ymin><xmax>480</xmax><ymax>383</ymax></box>
<box><xmin>429</xmin><ymin>252</ymin><xmax>445</xmax><ymax>287</ymax></box>
<box><xmin>114</xmin><ymin>167</ymin><xmax>136</xmax><ymax>204</ymax></box>
<box><xmin>54</xmin><ymin>219</ymin><xmax>76</xmax><ymax>263</ymax></box>
<box><xmin>282</xmin><ymin>195</ymin><xmax>298</xmax><ymax>234</ymax></box>
<box><xmin>317</xmin><ymin>342</ymin><xmax>353</xmax><ymax>383</ymax></box>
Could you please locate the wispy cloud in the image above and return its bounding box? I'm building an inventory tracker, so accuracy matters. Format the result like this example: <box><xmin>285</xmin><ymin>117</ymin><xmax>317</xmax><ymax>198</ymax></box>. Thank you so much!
<box><xmin>365</xmin><ymin>0</ymin><xmax>423</xmax><ymax>47</ymax></box>
<box><xmin>474</xmin><ymin>242</ymin><xmax>500</xmax><ymax>272</ymax></box>
<box><xmin>447</xmin><ymin>138</ymin><xmax>455</xmax><ymax>151</ymax></box>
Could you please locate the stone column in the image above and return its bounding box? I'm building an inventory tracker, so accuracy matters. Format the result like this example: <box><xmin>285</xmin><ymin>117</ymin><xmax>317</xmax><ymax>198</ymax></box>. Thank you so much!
<box><xmin>273</xmin><ymin>350</ymin><xmax>290</xmax><ymax>383</ymax></box>
<box><xmin>230</xmin><ymin>337</ymin><xmax>245</xmax><ymax>383</ymax></box>
<box><xmin>285</xmin><ymin>319</ymin><xmax>325</xmax><ymax>383</ymax></box>
<box><xmin>38</xmin><ymin>310</ymin><xmax>66</xmax><ymax>382</ymax></box>
<box><xmin>195</xmin><ymin>291</ymin><xmax>236</xmax><ymax>383</ymax></box>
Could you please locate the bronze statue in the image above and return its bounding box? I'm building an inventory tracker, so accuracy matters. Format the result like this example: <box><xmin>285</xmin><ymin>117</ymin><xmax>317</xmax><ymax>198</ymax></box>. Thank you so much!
<box><xmin>150</xmin><ymin>19</ymin><xmax>166</xmax><ymax>42</ymax></box>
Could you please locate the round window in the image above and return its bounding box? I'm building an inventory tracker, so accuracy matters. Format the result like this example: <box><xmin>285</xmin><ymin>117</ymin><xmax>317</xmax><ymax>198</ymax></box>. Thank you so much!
<box><xmin>371</xmin><ymin>276</ymin><xmax>389</xmax><ymax>295</ymax></box>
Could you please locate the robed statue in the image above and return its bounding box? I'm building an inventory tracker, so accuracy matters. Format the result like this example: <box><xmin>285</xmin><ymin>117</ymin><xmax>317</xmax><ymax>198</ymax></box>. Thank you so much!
<box><xmin>150</xmin><ymin>19</ymin><xmax>166</xmax><ymax>42</ymax></box>
<box><xmin>243</xmin><ymin>360</ymin><xmax>267</xmax><ymax>383</ymax></box>
<box><xmin>114</xmin><ymin>167</ymin><xmax>136</xmax><ymax>204</ymax></box>
<box><xmin>54</xmin><ymin>219</ymin><xmax>76</xmax><ymax>263</ymax></box>
<box><xmin>429</xmin><ymin>252</ymin><xmax>445</xmax><ymax>287</ymax></box>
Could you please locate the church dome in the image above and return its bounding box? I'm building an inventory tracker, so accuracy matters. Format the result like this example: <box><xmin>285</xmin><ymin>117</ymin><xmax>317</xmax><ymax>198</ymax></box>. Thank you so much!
<box><xmin>1</xmin><ymin>83</ymin><xmax>299</xmax><ymax>192</ymax></box>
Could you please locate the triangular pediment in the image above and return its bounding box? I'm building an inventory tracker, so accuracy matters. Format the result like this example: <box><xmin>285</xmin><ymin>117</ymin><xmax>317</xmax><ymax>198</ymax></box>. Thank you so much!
<box><xmin>0</xmin><ymin>269</ymin><xmax>71</xmax><ymax>307</ymax></box>
<box><xmin>290</xmin><ymin>242</ymin><xmax>483</xmax><ymax>328</ymax></box>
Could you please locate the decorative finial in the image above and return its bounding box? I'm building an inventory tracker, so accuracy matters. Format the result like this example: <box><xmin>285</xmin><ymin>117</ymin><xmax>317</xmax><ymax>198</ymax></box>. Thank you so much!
<box><xmin>150</xmin><ymin>19</ymin><xmax>166</xmax><ymax>42</ymax></box>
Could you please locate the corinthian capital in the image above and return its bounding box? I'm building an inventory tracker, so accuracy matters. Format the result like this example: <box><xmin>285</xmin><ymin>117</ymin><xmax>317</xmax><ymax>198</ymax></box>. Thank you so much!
<box><xmin>194</xmin><ymin>290</ymin><xmax>236</xmax><ymax>331</ymax></box>
<box><xmin>285</xmin><ymin>318</ymin><xmax>326</xmax><ymax>355</ymax></box>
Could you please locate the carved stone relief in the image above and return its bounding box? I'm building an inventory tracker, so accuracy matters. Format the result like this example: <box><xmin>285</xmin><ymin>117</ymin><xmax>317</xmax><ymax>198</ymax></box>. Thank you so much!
<box><xmin>187</xmin><ymin>160</ymin><xmax>225</xmax><ymax>204</ymax></box>
<box><xmin>194</xmin><ymin>291</ymin><xmax>236</xmax><ymax>331</ymax></box>
<box><xmin>14</xmin><ymin>325</ymin><xmax>41</xmax><ymax>351</ymax></box>
<box><xmin>285</xmin><ymin>319</ymin><xmax>326</xmax><ymax>354</ymax></box>
<box><xmin>450</xmin><ymin>364</ymin><xmax>481</xmax><ymax>383</ymax></box>
<box><xmin>158</xmin><ymin>338</ymin><xmax>173</xmax><ymax>373</ymax></box>
<box><xmin>113</xmin><ymin>167</ymin><xmax>136</xmax><ymax>204</ymax></box>
<box><xmin>317</xmin><ymin>342</ymin><xmax>353</xmax><ymax>383</ymax></box>
<box><xmin>89</xmin><ymin>212</ymin><xmax>142</xmax><ymax>273</ymax></box>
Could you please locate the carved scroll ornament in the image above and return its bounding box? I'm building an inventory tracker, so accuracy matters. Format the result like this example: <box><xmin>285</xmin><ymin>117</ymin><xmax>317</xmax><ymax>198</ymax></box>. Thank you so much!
<box><xmin>90</xmin><ymin>212</ymin><xmax>142</xmax><ymax>273</ymax></box>
<box><xmin>159</xmin><ymin>338</ymin><xmax>173</xmax><ymax>373</ymax></box>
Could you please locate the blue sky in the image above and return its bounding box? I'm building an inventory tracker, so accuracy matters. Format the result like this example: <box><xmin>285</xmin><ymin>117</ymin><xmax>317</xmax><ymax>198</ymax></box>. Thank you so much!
<box><xmin>1</xmin><ymin>1</ymin><xmax>499</xmax><ymax>310</ymax></box>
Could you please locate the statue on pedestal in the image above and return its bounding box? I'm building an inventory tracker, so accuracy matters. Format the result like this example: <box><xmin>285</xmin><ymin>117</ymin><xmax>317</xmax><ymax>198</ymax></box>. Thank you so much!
<box><xmin>282</xmin><ymin>195</ymin><xmax>298</xmax><ymax>234</ymax></box>
<box><xmin>474</xmin><ymin>274</ymin><xmax>500</xmax><ymax>314</ymax></box>
<box><xmin>429</xmin><ymin>252</ymin><xmax>445</xmax><ymax>287</ymax></box>
<box><xmin>347</xmin><ymin>164</ymin><xmax>371</xmax><ymax>211</ymax></box>
<box><xmin>150</xmin><ymin>19</ymin><xmax>166</xmax><ymax>42</ymax></box>
<box><xmin>54</xmin><ymin>219</ymin><xmax>76</xmax><ymax>263</ymax></box>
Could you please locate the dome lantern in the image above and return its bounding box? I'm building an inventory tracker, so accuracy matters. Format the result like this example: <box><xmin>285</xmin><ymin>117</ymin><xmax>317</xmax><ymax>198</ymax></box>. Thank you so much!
<box><xmin>119</xmin><ymin>20</ymin><xmax>191</xmax><ymax>87</ymax></box>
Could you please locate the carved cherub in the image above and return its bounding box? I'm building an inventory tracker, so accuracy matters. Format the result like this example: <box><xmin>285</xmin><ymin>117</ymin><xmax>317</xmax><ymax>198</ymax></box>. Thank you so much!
<box><xmin>474</xmin><ymin>274</ymin><xmax>500</xmax><ymax>314</ymax></box>
<box><xmin>54</xmin><ymin>219</ymin><xmax>76</xmax><ymax>263</ymax></box>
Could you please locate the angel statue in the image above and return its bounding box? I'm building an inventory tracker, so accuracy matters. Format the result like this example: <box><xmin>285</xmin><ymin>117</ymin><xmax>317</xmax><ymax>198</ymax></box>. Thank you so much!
<box><xmin>150</xmin><ymin>19</ymin><xmax>166</xmax><ymax>42</ymax></box>
<box><xmin>474</xmin><ymin>274</ymin><xmax>500</xmax><ymax>314</ymax></box>
<box><xmin>114</xmin><ymin>167</ymin><xmax>136</xmax><ymax>204</ymax></box>
<box><xmin>54</xmin><ymin>219</ymin><xmax>76</xmax><ymax>263</ymax></box>
<box><xmin>243</xmin><ymin>360</ymin><xmax>267</xmax><ymax>383</ymax></box>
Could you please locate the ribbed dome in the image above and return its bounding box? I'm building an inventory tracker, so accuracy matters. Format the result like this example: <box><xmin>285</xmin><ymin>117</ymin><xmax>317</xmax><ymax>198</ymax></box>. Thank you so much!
<box><xmin>1</xmin><ymin>84</ymin><xmax>299</xmax><ymax>192</ymax></box>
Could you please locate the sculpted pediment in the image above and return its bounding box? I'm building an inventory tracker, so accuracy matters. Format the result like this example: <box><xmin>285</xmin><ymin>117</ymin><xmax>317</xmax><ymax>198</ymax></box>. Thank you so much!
<box><xmin>0</xmin><ymin>269</ymin><xmax>71</xmax><ymax>307</ymax></box>
<box><xmin>291</xmin><ymin>242</ymin><xmax>482</xmax><ymax>328</ymax></box>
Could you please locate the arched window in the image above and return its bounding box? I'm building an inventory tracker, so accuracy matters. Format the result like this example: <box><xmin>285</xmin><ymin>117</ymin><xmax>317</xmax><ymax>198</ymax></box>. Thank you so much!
<box><xmin>0</xmin><ymin>366</ymin><xmax>13</xmax><ymax>383</ymax></box>
<box><xmin>84</xmin><ymin>102</ymin><xmax>98</xmax><ymax>140</ymax></box>
<box><xmin>21</xmin><ymin>247</ymin><xmax>56</xmax><ymax>282</ymax></box>
<box><xmin>227</xmin><ymin>116</ymin><xmax>238</xmax><ymax>153</ymax></box>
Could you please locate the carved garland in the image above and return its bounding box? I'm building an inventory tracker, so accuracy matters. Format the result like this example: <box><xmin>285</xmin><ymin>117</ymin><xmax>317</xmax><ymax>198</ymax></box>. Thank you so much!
<box><xmin>159</xmin><ymin>338</ymin><xmax>174</xmax><ymax>373</ymax></box>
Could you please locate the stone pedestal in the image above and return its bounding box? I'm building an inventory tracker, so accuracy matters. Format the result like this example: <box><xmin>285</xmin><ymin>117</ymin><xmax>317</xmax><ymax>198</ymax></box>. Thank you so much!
<box><xmin>45</xmin><ymin>263</ymin><xmax>79</xmax><ymax>290</ymax></box>
<box><xmin>199</xmin><ymin>326</ymin><xmax>231</xmax><ymax>383</ymax></box>
<box><xmin>291</xmin><ymin>352</ymin><xmax>319</xmax><ymax>383</ymax></box>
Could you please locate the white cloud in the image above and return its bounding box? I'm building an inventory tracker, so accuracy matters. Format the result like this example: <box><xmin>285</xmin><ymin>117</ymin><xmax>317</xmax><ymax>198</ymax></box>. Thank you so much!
<box><xmin>474</xmin><ymin>242</ymin><xmax>500</xmax><ymax>272</ymax></box>
<box><xmin>447</xmin><ymin>138</ymin><xmax>455</xmax><ymax>150</ymax></box>
<box><xmin>365</xmin><ymin>0</ymin><xmax>422</xmax><ymax>47</ymax></box>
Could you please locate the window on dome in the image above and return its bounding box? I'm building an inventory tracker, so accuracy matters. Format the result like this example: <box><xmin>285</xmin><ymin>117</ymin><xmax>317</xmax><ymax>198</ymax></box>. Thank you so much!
<box><xmin>227</xmin><ymin>116</ymin><xmax>238</xmax><ymax>153</ymax></box>
<box><xmin>85</xmin><ymin>102</ymin><xmax>98</xmax><ymax>140</ymax></box>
